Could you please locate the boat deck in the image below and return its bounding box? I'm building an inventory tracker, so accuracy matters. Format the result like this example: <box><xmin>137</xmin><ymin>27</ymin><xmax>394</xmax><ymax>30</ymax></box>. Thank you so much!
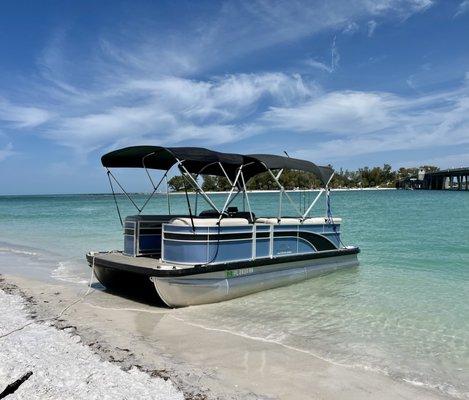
<box><xmin>87</xmin><ymin>251</ymin><xmax>185</xmax><ymax>273</ymax></box>
<box><xmin>86</xmin><ymin>247</ymin><xmax>360</xmax><ymax>278</ymax></box>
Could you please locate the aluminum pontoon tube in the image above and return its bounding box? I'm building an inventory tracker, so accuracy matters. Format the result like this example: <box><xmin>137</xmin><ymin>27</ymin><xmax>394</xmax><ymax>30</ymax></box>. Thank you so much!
<box><xmin>151</xmin><ymin>253</ymin><xmax>359</xmax><ymax>307</ymax></box>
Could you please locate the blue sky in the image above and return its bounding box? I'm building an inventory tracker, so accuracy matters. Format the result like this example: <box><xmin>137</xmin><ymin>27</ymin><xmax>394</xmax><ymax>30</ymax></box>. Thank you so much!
<box><xmin>1</xmin><ymin>0</ymin><xmax>469</xmax><ymax>194</ymax></box>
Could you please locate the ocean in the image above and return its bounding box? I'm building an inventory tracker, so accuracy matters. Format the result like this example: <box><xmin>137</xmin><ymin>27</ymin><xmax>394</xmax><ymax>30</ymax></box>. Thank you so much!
<box><xmin>0</xmin><ymin>189</ymin><xmax>468</xmax><ymax>398</ymax></box>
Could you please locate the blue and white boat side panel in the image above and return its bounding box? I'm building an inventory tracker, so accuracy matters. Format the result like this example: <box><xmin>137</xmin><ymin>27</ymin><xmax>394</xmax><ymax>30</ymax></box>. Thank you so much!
<box><xmin>161</xmin><ymin>222</ymin><xmax>341</xmax><ymax>265</ymax></box>
<box><xmin>163</xmin><ymin>225</ymin><xmax>253</xmax><ymax>264</ymax></box>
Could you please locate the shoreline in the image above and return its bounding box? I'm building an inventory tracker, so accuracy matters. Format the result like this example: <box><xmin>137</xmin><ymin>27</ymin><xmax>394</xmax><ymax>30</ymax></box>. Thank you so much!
<box><xmin>0</xmin><ymin>256</ymin><xmax>452</xmax><ymax>400</ymax></box>
<box><xmin>0</xmin><ymin>187</ymin><xmax>396</xmax><ymax>197</ymax></box>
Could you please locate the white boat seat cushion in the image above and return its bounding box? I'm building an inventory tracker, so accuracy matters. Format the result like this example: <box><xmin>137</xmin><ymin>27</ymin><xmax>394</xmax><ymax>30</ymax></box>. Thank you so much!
<box><xmin>303</xmin><ymin>217</ymin><xmax>342</xmax><ymax>224</ymax></box>
<box><xmin>255</xmin><ymin>218</ymin><xmax>278</xmax><ymax>224</ymax></box>
<box><xmin>168</xmin><ymin>217</ymin><xmax>249</xmax><ymax>227</ymax></box>
<box><xmin>255</xmin><ymin>217</ymin><xmax>342</xmax><ymax>225</ymax></box>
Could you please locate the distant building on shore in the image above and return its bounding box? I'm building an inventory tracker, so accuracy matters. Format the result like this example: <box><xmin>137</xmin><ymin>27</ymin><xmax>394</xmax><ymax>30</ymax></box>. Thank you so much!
<box><xmin>396</xmin><ymin>167</ymin><xmax>469</xmax><ymax>190</ymax></box>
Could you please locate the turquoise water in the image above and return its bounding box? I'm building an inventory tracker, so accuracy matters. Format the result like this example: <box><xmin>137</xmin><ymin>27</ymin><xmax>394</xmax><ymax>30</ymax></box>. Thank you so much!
<box><xmin>0</xmin><ymin>190</ymin><xmax>468</xmax><ymax>397</ymax></box>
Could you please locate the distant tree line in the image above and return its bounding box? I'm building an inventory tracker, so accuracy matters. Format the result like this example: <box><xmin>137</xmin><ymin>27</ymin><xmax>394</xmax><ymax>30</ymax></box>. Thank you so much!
<box><xmin>167</xmin><ymin>165</ymin><xmax>440</xmax><ymax>191</ymax></box>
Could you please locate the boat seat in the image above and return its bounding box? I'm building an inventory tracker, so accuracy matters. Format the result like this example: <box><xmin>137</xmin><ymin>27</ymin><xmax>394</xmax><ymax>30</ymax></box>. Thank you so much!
<box><xmin>168</xmin><ymin>217</ymin><xmax>250</xmax><ymax>227</ymax></box>
<box><xmin>255</xmin><ymin>217</ymin><xmax>342</xmax><ymax>225</ymax></box>
<box><xmin>198</xmin><ymin>209</ymin><xmax>255</xmax><ymax>222</ymax></box>
<box><xmin>303</xmin><ymin>217</ymin><xmax>342</xmax><ymax>224</ymax></box>
<box><xmin>231</xmin><ymin>211</ymin><xmax>256</xmax><ymax>223</ymax></box>
<box><xmin>198</xmin><ymin>210</ymin><xmax>227</xmax><ymax>218</ymax></box>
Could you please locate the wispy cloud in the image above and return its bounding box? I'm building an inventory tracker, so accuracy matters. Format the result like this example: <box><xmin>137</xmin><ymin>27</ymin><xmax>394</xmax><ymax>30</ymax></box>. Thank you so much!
<box><xmin>41</xmin><ymin>73</ymin><xmax>314</xmax><ymax>151</ymax></box>
<box><xmin>342</xmin><ymin>21</ymin><xmax>359</xmax><ymax>35</ymax></box>
<box><xmin>263</xmin><ymin>82</ymin><xmax>469</xmax><ymax>162</ymax></box>
<box><xmin>331</xmin><ymin>36</ymin><xmax>340</xmax><ymax>71</ymax></box>
<box><xmin>305</xmin><ymin>35</ymin><xmax>340</xmax><ymax>74</ymax></box>
<box><xmin>0</xmin><ymin>98</ymin><xmax>53</xmax><ymax>128</ymax></box>
<box><xmin>305</xmin><ymin>59</ymin><xmax>334</xmax><ymax>73</ymax></box>
<box><xmin>0</xmin><ymin>143</ymin><xmax>15</xmax><ymax>162</ymax></box>
<box><xmin>454</xmin><ymin>0</ymin><xmax>469</xmax><ymax>17</ymax></box>
<box><xmin>367</xmin><ymin>20</ymin><xmax>378</xmax><ymax>37</ymax></box>
<box><xmin>0</xmin><ymin>0</ymin><xmax>436</xmax><ymax>158</ymax></box>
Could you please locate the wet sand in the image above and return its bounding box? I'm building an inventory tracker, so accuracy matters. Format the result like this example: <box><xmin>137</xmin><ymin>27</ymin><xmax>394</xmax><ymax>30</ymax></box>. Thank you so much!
<box><xmin>0</xmin><ymin>270</ymin><xmax>451</xmax><ymax>400</ymax></box>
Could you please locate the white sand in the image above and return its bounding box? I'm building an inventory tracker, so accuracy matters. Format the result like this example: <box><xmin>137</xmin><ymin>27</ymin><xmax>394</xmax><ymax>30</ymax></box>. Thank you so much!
<box><xmin>0</xmin><ymin>289</ymin><xmax>183</xmax><ymax>400</ymax></box>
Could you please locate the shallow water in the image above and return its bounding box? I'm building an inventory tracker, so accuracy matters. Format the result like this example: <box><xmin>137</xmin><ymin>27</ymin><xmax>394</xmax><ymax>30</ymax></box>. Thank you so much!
<box><xmin>0</xmin><ymin>190</ymin><xmax>468</xmax><ymax>398</ymax></box>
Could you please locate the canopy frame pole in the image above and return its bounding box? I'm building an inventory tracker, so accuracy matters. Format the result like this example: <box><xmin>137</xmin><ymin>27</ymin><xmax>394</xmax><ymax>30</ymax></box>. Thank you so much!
<box><xmin>302</xmin><ymin>172</ymin><xmax>335</xmax><ymax>220</ymax></box>
<box><xmin>325</xmin><ymin>172</ymin><xmax>335</xmax><ymax>187</ymax></box>
<box><xmin>218</xmin><ymin>162</ymin><xmax>233</xmax><ymax>187</ymax></box>
<box><xmin>275</xmin><ymin>169</ymin><xmax>284</xmax><ymax>220</ymax></box>
<box><xmin>278</xmin><ymin>190</ymin><xmax>283</xmax><ymax>220</ymax></box>
<box><xmin>142</xmin><ymin>152</ymin><xmax>157</xmax><ymax>188</ymax></box>
<box><xmin>266</xmin><ymin>169</ymin><xmax>303</xmax><ymax>218</ymax></box>
<box><xmin>218</xmin><ymin>167</ymin><xmax>243</xmax><ymax>224</ymax></box>
<box><xmin>301</xmin><ymin>172</ymin><xmax>334</xmax><ymax>219</ymax></box>
<box><xmin>240</xmin><ymin>170</ymin><xmax>253</xmax><ymax>218</ymax></box>
<box><xmin>106</xmin><ymin>169</ymin><xmax>141</xmax><ymax>213</ymax></box>
<box><xmin>176</xmin><ymin>160</ymin><xmax>220</xmax><ymax>213</ymax></box>
<box><xmin>325</xmin><ymin>172</ymin><xmax>335</xmax><ymax>219</ymax></box>
<box><xmin>106</xmin><ymin>170</ymin><xmax>123</xmax><ymax>228</ymax></box>
<box><xmin>140</xmin><ymin>152</ymin><xmax>170</xmax><ymax>214</ymax></box>
<box><xmin>138</xmin><ymin>171</ymin><xmax>168</xmax><ymax>214</ymax></box>
<box><xmin>225</xmin><ymin>188</ymin><xmax>242</xmax><ymax>209</ymax></box>
<box><xmin>181</xmin><ymin>174</ymin><xmax>195</xmax><ymax>232</ymax></box>
<box><xmin>165</xmin><ymin>175</ymin><xmax>171</xmax><ymax>214</ymax></box>
<box><xmin>197</xmin><ymin>161</ymin><xmax>231</xmax><ymax>195</ymax></box>
<box><xmin>301</xmin><ymin>189</ymin><xmax>324</xmax><ymax>219</ymax></box>
<box><xmin>222</xmin><ymin>162</ymin><xmax>253</xmax><ymax>211</ymax></box>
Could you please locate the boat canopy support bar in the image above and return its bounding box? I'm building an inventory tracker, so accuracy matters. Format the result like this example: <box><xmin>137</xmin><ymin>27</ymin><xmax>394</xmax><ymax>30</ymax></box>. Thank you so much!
<box><xmin>217</xmin><ymin>166</ymin><xmax>243</xmax><ymax>224</ymax></box>
<box><xmin>300</xmin><ymin>172</ymin><xmax>334</xmax><ymax>219</ymax></box>
<box><xmin>177</xmin><ymin>160</ymin><xmax>220</xmax><ymax>214</ymax></box>
<box><xmin>301</xmin><ymin>189</ymin><xmax>324</xmax><ymax>219</ymax></box>
<box><xmin>266</xmin><ymin>168</ymin><xmax>303</xmax><ymax>218</ymax></box>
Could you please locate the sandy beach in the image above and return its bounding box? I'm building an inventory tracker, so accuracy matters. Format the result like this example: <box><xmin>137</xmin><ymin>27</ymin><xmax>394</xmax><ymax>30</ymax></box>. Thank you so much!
<box><xmin>0</xmin><ymin>263</ymin><xmax>451</xmax><ymax>400</ymax></box>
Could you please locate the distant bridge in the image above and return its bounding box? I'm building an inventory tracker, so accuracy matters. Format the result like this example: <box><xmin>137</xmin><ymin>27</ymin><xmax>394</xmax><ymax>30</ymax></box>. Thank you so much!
<box><xmin>396</xmin><ymin>167</ymin><xmax>469</xmax><ymax>190</ymax></box>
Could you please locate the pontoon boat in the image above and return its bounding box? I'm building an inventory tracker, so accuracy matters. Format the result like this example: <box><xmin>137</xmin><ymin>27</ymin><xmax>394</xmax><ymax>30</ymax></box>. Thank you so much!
<box><xmin>86</xmin><ymin>146</ymin><xmax>359</xmax><ymax>307</ymax></box>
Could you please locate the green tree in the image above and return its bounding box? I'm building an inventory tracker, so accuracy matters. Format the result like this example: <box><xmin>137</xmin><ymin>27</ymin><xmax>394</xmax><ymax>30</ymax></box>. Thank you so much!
<box><xmin>167</xmin><ymin>174</ymin><xmax>198</xmax><ymax>191</ymax></box>
<box><xmin>167</xmin><ymin>175</ymin><xmax>186</xmax><ymax>191</ymax></box>
<box><xmin>201</xmin><ymin>175</ymin><xmax>218</xmax><ymax>191</ymax></box>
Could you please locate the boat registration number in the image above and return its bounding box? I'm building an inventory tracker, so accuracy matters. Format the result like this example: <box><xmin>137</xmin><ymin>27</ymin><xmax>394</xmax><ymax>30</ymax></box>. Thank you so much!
<box><xmin>226</xmin><ymin>268</ymin><xmax>253</xmax><ymax>278</ymax></box>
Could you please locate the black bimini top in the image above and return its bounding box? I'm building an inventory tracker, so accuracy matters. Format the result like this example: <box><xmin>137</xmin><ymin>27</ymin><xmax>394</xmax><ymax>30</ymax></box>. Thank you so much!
<box><xmin>247</xmin><ymin>154</ymin><xmax>334</xmax><ymax>185</ymax></box>
<box><xmin>101</xmin><ymin>146</ymin><xmax>253</xmax><ymax>179</ymax></box>
<box><xmin>101</xmin><ymin>145</ymin><xmax>333</xmax><ymax>184</ymax></box>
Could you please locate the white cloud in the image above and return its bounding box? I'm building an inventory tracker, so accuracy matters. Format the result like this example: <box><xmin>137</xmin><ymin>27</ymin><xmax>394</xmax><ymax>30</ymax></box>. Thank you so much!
<box><xmin>331</xmin><ymin>36</ymin><xmax>340</xmax><ymax>71</ymax></box>
<box><xmin>0</xmin><ymin>98</ymin><xmax>53</xmax><ymax>128</ymax></box>
<box><xmin>0</xmin><ymin>143</ymin><xmax>15</xmax><ymax>161</ymax></box>
<box><xmin>263</xmin><ymin>84</ymin><xmax>469</xmax><ymax>162</ymax></box>
<box><xmin>0</xmin><ymin>0</ymin><xmax>436</xmax><ymax>157</ymax></box>
<box><xmin>454</xmin><ymin>0</ymin><xmax>469</xmax><ymax>17</ymax></box>
<box><xmin>367</xmin><ymin>20</ymin><xmax>378</xmax><ymax>37</ymax></box>
<box><xmin>59</xmin><ymin>0</ymin><xmax>432</xmax><ymax>79</ymax></box>
<box><xmin>305</xmin><ymin>36</ymin><xmax>340</xmax><ymax>74</ymax></box>
<box><xmin>305</xmin><ymin>59</ymin><xmax>334</xmax><ymax>73</ymax></box>
<box><xmin>342</xmin><ymin>21</ymin><xmax>359</xmax><ymax>35</ymax></box>
<box><xmin>264</xmin><ymin>91</ymin><xmax>395</xmax><ymax>134</ymax></box>
<box><xmin>402</xmin><ymin>151</ymin><xmax>469</xmax><ymax>169</ymax></box>
<box><xmin>41</xmin><ymin>73</ymin><xmax>314</xmax><ymax>151</ymax></box>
